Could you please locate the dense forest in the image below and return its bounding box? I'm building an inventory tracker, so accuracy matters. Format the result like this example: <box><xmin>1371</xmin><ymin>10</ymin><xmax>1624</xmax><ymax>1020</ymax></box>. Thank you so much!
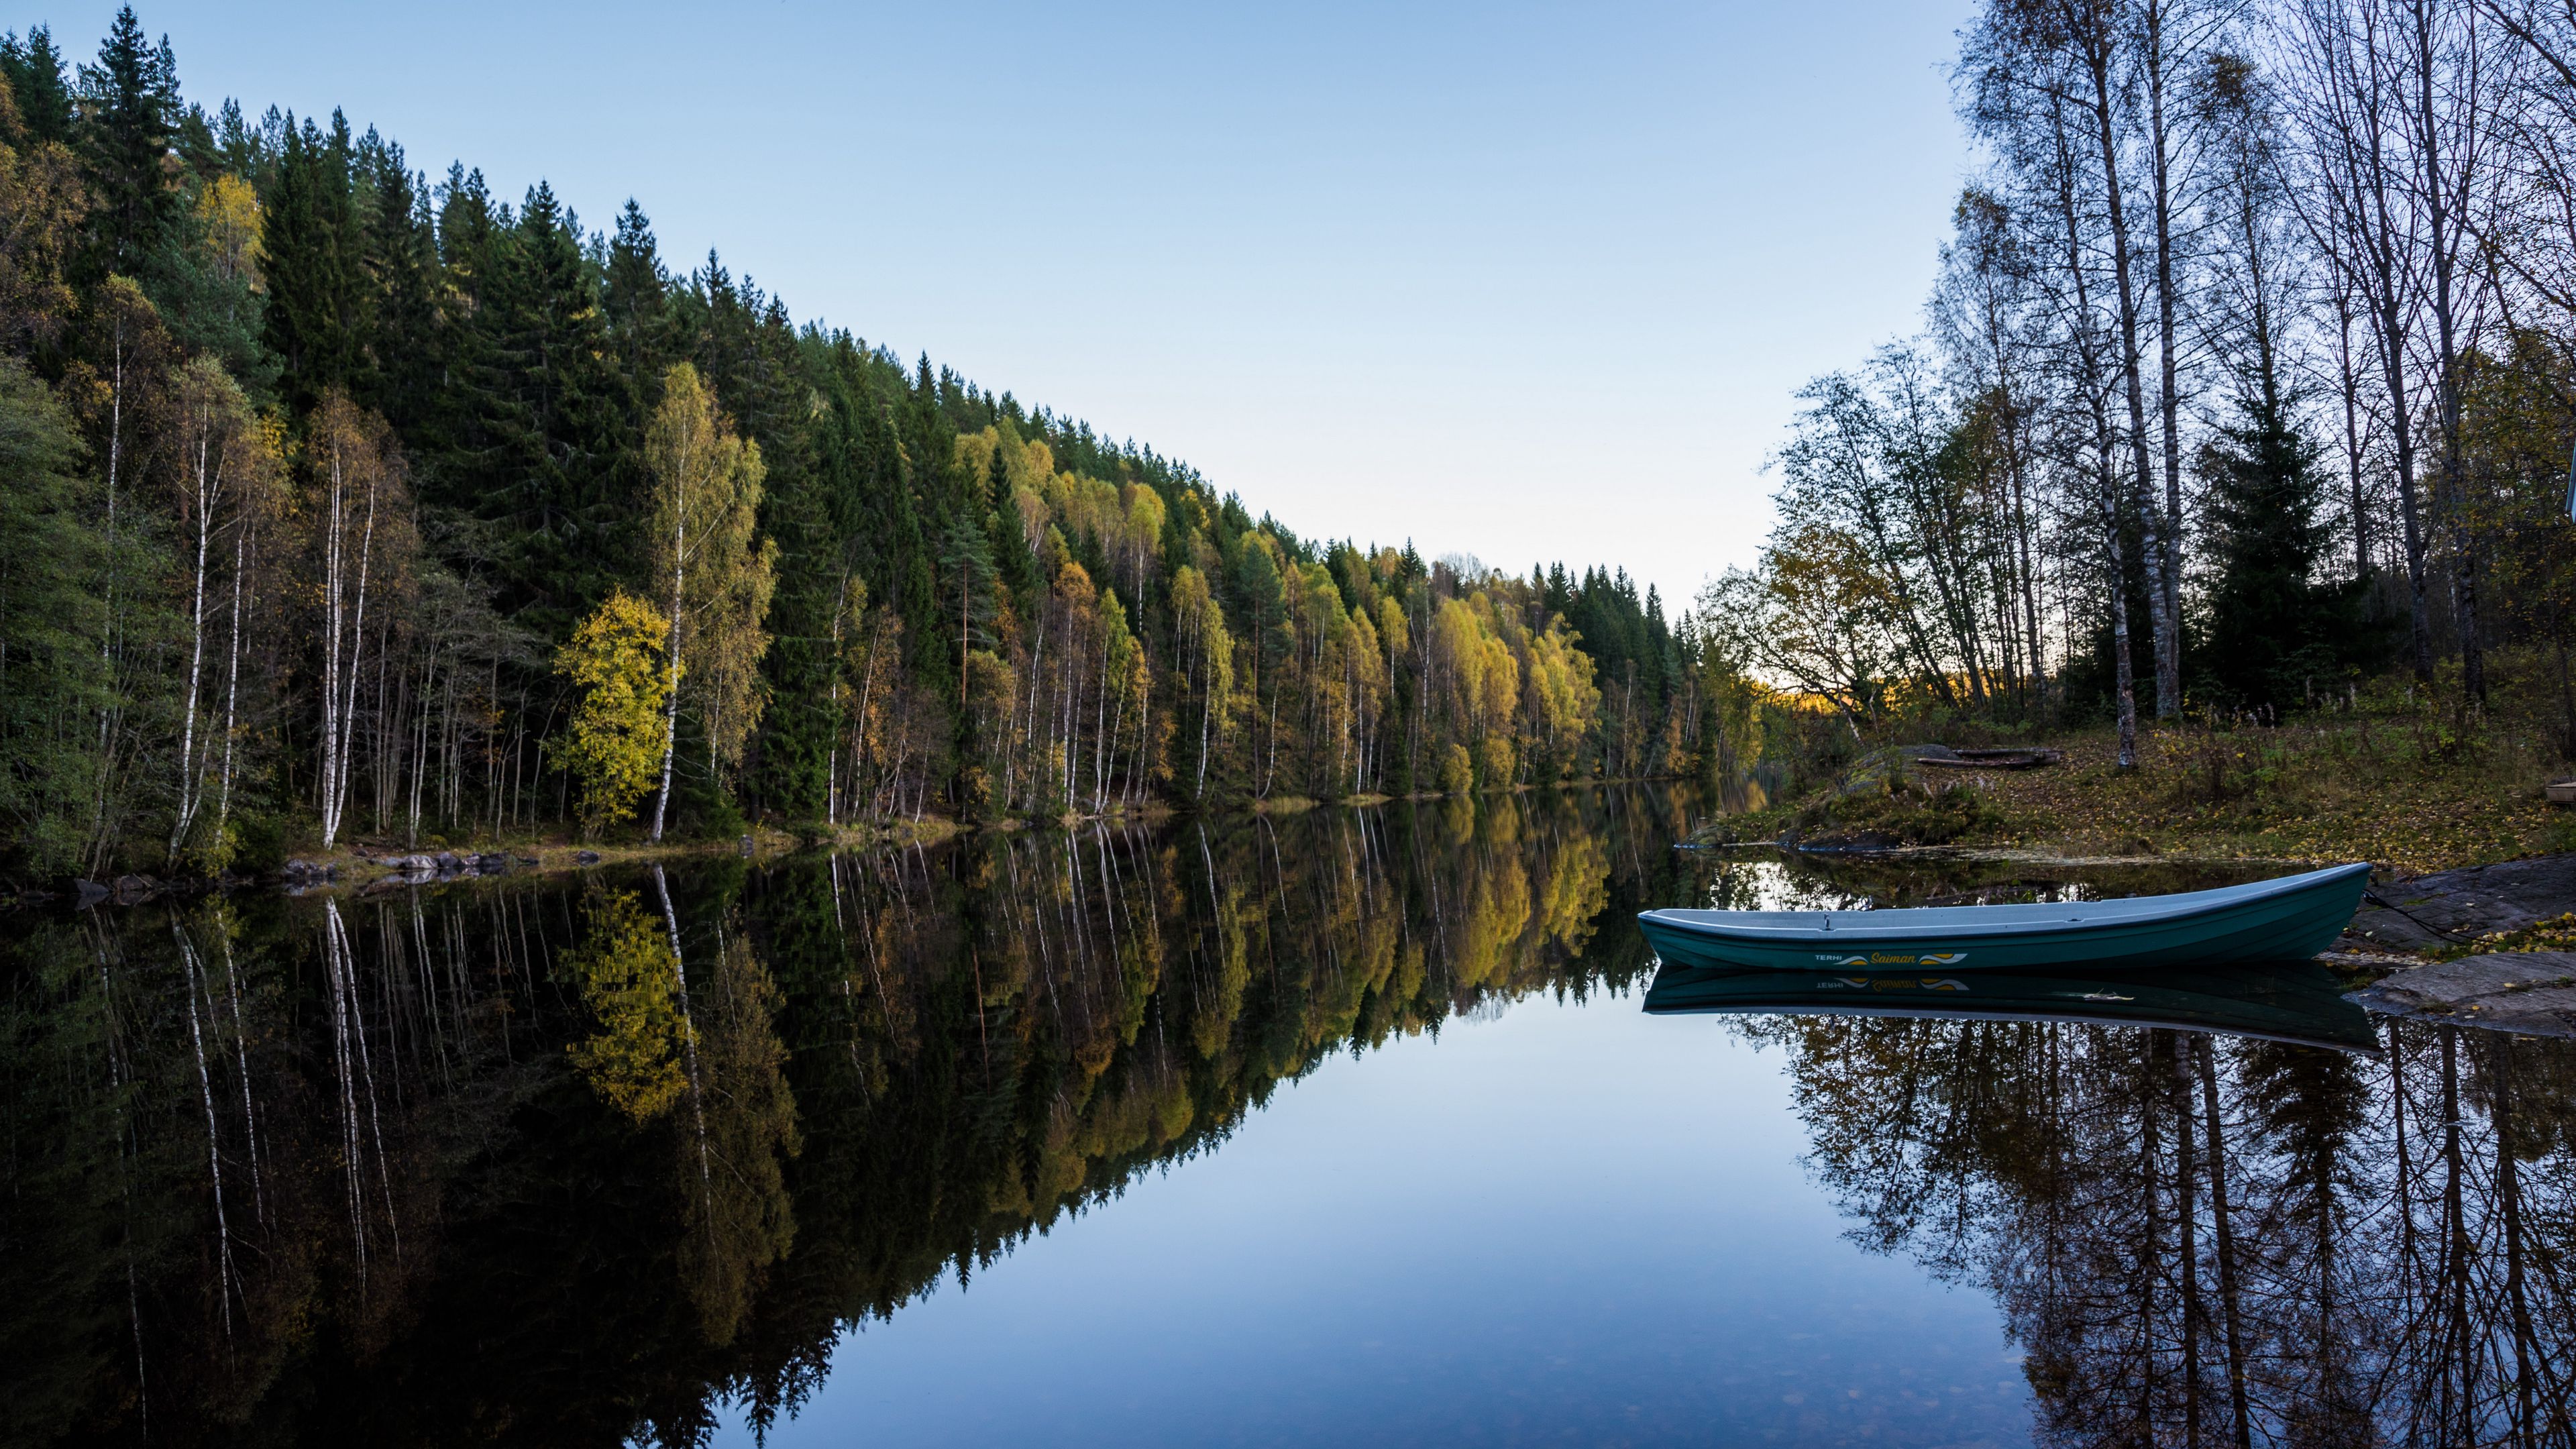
<box><xmin>0</xmin><ymin>9</ymin><xmax>1728</xmax><ymax>879</ymax></box>
<box><xmin>1710</xmin><ymin>0</ymin><xmax>2576</xmax><ymax>767</ymax></box>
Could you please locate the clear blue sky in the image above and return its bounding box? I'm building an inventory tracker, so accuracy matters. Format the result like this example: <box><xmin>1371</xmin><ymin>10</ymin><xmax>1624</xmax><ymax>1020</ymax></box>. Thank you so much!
<box><xmin>48</xmin><ymin>0</ymin><xmax>1974</xmax><ymax>609</ymax></box>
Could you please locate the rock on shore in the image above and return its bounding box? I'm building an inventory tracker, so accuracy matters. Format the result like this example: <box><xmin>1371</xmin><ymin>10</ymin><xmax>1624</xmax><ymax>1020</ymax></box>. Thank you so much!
<box><xmin>2347</xmin><ymin>853</ymin><xmax>2576</xmax><ymax>951</ymax></box>
<box><xmin>2348</xmin><ymin>952</ymin><xmax>2576</xmax><ymax>1039</ymax></box>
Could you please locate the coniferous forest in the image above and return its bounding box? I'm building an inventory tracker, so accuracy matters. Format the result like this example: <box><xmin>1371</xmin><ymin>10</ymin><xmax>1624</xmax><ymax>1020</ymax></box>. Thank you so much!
<box><xmin>0</xmin><ymin>10</ymin><xmax>1724</xmax><ymax>880</ymax></box>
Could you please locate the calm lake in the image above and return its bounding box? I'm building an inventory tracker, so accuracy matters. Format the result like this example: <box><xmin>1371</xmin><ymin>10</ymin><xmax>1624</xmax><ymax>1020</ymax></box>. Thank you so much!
<box><xmin>5</xmin><ymin>788</ymin><xmax>2569</xmax><ymax>1446</ymax></box>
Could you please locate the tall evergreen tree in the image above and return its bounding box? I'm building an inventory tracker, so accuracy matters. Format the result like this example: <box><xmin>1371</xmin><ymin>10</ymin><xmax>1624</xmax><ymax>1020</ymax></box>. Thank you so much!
<box><xmin>0</xmin><ymin>26</ymin><xmax>72</xmax><ymax>145</ymax></box>
<box><xmin>602</xmin><ymin>201</ymin><xmax>676</xmax><ymax>435</ymax></box>
<box><xmin>72</xmin><ymin>6</ymin><xmax>178</xmax><ymax>279</ymax></box>
<box><xmin>356</xmin><ymin>128</ymin><xmax>438</xmax><ymax>429</ymax></box>
<box><xmin>259</xmin><ymin>114</ymin><xmax>367</xmax><ymax>411</ymax></box>
<box><xmin>2200</xmin><ymin>388</ymin><xmax>2371</xmax><ymax>709</ymax></box>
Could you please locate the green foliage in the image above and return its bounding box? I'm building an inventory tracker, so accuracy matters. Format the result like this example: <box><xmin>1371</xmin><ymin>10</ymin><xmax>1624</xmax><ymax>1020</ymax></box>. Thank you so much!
<box><xmin>0</xmin><ymin>356</ymin><xmax>104</xmax><ymax>872</ymax></box>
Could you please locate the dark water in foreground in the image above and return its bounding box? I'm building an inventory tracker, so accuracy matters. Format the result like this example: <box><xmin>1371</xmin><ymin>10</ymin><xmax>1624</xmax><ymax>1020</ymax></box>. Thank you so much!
<box><xmin>4</xmin><ymin>791</ymin><xmax>2571</xmax><ymax>1447</ymax></box>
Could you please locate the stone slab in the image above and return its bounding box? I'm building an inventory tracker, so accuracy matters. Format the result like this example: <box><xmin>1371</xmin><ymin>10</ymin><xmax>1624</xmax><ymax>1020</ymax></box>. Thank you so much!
<box><xmin>2347</xmin><ymin>854</ymin><xmax>2576</xmax><ymax>951</ymax></box>
<box><xmin>2347</xmin><ymin>951</ymin><xmax>2576</xmax><ymax>1039</ymax></box>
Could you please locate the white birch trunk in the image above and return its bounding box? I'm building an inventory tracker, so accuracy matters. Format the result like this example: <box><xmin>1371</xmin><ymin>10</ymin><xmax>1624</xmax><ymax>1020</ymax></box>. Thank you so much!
<box><xmin>651</xmin><ymin>489</ymin><xmax>688</xmax><ymax>843</ymax></box>
<box><xmin>172</xmin><ymin>426</ymin><xmax>219</xmax><ymax>859</ymax></box>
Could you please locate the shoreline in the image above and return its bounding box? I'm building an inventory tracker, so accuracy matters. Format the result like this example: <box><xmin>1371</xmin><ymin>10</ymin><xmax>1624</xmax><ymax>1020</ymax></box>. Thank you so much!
<box><xmin>4</xmin><ymin>777</ymin><xmax>1700</xmax><ymax>910</ymax></box>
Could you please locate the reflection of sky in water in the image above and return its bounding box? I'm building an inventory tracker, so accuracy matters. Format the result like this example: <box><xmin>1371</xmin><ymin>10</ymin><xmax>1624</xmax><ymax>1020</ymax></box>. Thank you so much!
<box><xmin>720</xmin><ymin>991</ymin><xmax>2031</xmax><ymax>1448</ymax></box>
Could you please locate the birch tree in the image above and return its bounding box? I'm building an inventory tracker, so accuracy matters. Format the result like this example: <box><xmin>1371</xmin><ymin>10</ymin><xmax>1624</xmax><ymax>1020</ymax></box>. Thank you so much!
<box><xmin>643</xmin><ymin>364</ymin><xmax>773</xmax><ymax>841</ymax></box>
<box><xmin>166</xmin><ymin>356</ymin><xmax>276</xmax><ymax>864</ymax></box>
<box><xmin>308</xmin><ymin>391</ymin><xmax>402</xmax><ymax>849</ymax></box>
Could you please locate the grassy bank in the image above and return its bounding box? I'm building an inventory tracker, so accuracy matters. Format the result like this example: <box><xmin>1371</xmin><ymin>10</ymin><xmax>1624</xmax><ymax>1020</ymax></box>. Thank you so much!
<box><xmin>1697</xmin><ymin>693</ymin><xmax>2576</xmax><ymax>873</ymax></box>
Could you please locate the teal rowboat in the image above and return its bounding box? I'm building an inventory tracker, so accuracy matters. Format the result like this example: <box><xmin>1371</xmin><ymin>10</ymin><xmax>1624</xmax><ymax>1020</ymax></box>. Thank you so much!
<box><xmin>1635</xmin><ymin>861</ymin><xmax>2372</xmax><ymax>973</ymax></box>
<box><xmin>1642</xmin><ymin>959</ymin><xmax>2381</xmax><ymax>1054</ymax></box>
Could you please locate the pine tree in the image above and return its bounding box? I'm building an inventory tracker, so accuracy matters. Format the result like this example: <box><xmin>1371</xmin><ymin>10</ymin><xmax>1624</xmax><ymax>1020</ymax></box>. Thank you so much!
<box><xmin>497</xmin><ymin>181</ymin><xmax>619</xmax><ymax>621</ymax></box>
<box><xmin>986</xmin><ymin>447</ymin><xmax>1039</xmax><ymax>602</ymax></box>
<box><xmin>604</xmin><ymin>200</ymin><xmax>676</xmax><ymax>433</ymax></box>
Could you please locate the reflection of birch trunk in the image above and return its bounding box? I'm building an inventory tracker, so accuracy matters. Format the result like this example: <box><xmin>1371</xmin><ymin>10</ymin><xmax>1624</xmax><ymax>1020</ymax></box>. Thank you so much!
<box><xmin>2491</xmin><ymin>1038</ymin><xmax>2538</xmax><ymax>1442</ymax></box>
<box><xmin>2193</xmin><ymin>1037</ymin><xmax>2251</xmax><ymax>1449</ymax></box>
<box><xmin>323</xmin><ymin>900</ymin><xmax>368</xmax><ymax>1287</ymax></box>
<box><xmin>653</xmin><ymin>864</ymin><xmax>714</xmax><ymax>1214</ymax></box>
<box><xmin>2137</xmin><ymin>1065</ymin><xmax>2161</xmax><ymax>1444</ymax></box>
<box><xmin>218</xmin><ymin>926</ymin><xmax>264</xmax><ymax>1223</ymax></box>
<box><xmin>323</xmin><ymin>900</ymin><xmax>400</xmax><ymax>1285</ymax></box>
<box><xmin>2170</xmin><ymin>1036</ymin><xmax>2204</xmax><ymax>1448</ymax></box>
<box><xmin>2390</xmin><ymin>1020</ymin><xmax>2417</xmax><ymax>1313</ymax></box>
<box><xmin>2439</xmin><ymin>1028</ymin><xmax>2471</xmax><ymax>1436</ymax></box>
<box><xmin>171</xmin><ymin>915</ymin><xmax>237</xmax><ymax>1336</ymax></box>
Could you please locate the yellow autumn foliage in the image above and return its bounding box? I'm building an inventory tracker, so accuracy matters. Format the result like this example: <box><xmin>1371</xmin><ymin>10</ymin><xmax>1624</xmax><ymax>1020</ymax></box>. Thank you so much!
<box><xmin>555</xmin><ymin>590</ymin><xmax>676</xmax><ymax>834</ymax></box>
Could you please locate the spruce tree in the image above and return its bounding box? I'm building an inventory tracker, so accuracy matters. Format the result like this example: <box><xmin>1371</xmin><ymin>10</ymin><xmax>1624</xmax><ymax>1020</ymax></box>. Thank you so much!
<box><xmin>987</xmin><ymin>449</ymin><xmax>1040</xmax><ymax>601</ymax></box>
<box><xmin>259</xmin><ymin>115</ymin><xmax>367</xmax><ymax>411</ymax></box>
<box><xmin>74</xmin><ymin>7</ymin><xmax>180</xmax><ymax>279</ymax></box>
<box><xmin>358</xmin><ymin>129</ymin><xmax>439</xmax><ymax>431</ymax></box>
<box><xmin>603</xmin><ymin>201</ymin><xmax>676</xmax><ymax>429</ymax></box>
<box><xmin>2201</xmin><ymin>386</ymin><xmax>2368</xmax><ymax>709</ymax></box>
<box><xmin>0</xmin><ymin>26</ymin><xmax>73</xmax><ymax>145</ymax></box>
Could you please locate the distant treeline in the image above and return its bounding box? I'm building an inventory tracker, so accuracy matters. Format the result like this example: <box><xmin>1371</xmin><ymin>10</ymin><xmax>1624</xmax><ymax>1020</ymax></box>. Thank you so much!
<box><xmin>0</xmin><ymin>10</ymin><xmax>1745</xmax><ymax>876</ymax></box>
<box><xmin>1710</xmin><ymin>0</ymin><xmax>2576</xmax><ymax>765</ymax></box>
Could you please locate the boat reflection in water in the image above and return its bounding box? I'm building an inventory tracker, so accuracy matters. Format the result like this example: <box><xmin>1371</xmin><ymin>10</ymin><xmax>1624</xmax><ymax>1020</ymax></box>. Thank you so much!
<box><xmin>1644</xmin><ymin>957</ymin><xmax>2383</xmax><ymax>1054</ymax></box>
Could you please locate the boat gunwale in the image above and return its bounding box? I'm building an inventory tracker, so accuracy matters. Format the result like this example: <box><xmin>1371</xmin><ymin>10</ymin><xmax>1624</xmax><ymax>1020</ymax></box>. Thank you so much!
<box><xmin>1638</xmin><ymin>861</ymin><xmax>2370</xmax><ymax>946</ymax></box>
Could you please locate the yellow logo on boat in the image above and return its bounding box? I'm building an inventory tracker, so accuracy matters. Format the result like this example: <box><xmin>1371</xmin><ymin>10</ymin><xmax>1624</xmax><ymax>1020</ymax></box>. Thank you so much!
<box><xmin>1816</xmin><ymin>976</ymin><xmax>1972</xmax><ymax>991</ymax></box>
<box><xmin>1811</xmin><ymin>951</ymin><xmax>1970</xmax><ymax>967</ymax></box>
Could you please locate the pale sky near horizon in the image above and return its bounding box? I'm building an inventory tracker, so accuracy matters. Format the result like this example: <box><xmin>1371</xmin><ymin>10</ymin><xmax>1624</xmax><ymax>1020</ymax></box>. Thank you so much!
<box><xmin>40</xmin><ymin>1</ymin><xmax>1976</xmax><ymax>610</ymax></box>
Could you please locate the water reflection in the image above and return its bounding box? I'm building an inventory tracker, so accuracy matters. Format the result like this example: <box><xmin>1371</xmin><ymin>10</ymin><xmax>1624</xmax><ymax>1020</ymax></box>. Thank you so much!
<box><xmin>1713</xmin><ymin>998</ymin><xmax>2576</xmax><ymax>1445</ymax></box>
<box><xmin>0</xmin><ymin>788</ymin><xmax>1697</xmax><ymax>1446</ymax></box>
<box><xmin>1647</xmin><ymin>960</ymin><xmax>2383</xmax><ymax>1054</ymax></box>
<box><xmin>3</xmin><ymin>792</ymin><xmax>2572</xmax><ymax>1446</ymax></box>
<box><xmin>1666</xmin><ymin>847</ymin><xmax>2576</xmax><ymax>1444</ymax></box>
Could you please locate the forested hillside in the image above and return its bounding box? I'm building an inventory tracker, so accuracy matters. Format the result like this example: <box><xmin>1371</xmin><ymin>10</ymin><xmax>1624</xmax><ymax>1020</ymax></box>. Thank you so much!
<box><xmin>0</xmin><ymin>10</ymin><xmax>1728</xmax><ymax>877</ymax></box>
<box><xmin>1710</xmin><ymin>0</ymin><xmax>2576</xmax><ymax>769</ymax></box>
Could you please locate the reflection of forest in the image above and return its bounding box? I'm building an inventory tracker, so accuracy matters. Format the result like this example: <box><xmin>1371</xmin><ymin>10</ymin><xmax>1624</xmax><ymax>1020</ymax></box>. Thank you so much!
<box><xmin>1758</xmin><ymin>1012</ymin><xmax>2576</xmax><ymax>1446</ymax></box>
<box><xmin>0</xmin><ymin>787</ymin><xmax>1697</xmax><ymax>1447</ymax></box>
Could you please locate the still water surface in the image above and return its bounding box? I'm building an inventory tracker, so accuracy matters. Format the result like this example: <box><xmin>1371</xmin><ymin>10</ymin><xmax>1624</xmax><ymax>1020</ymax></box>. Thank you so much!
<box><xmin>3</xmin><ymin>788</ymin><xmax>2569</xmax><ymax>1446</ymax></box>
